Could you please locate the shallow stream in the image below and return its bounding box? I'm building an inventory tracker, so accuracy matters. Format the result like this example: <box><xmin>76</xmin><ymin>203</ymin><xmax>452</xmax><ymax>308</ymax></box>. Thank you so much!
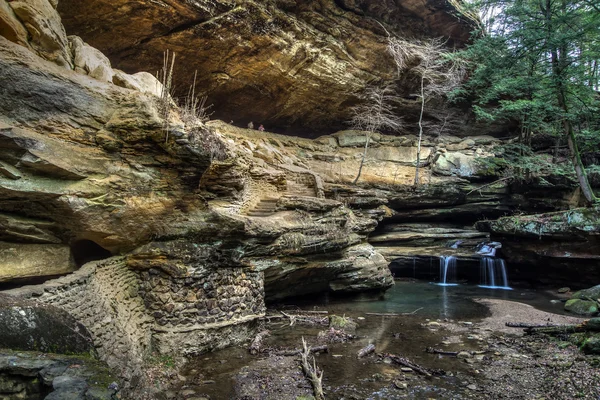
<box><xmin>177</xmin><ymin>281</ymin><xmax>568</xmax><ymax>399</ymax></box>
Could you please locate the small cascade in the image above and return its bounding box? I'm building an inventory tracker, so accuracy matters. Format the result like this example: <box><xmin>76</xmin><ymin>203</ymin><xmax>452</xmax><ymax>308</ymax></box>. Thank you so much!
<box><xmin>478</xmin><ymin>257</ymin><xmax>512</xmax><ymax>290</ymax></box>
<box><xmin>437</xmin><ymin>256</ymin><xmax>458</xmax><ymax>286</ymax></box>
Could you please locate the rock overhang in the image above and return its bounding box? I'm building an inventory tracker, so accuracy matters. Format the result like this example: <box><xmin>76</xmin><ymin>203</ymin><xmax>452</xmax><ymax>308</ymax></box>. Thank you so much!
<box><xmin>55</xmin><ymin>0</ymin><xmax>477</xmax><ymax>134</ymax></box>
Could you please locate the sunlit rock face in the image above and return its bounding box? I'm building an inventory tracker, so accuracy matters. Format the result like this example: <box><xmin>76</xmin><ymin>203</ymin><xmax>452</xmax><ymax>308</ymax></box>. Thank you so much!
<box><xmin>55</xmin><ymin>0</ymin><xmax>476</xmax><ymax>134</ymax></box>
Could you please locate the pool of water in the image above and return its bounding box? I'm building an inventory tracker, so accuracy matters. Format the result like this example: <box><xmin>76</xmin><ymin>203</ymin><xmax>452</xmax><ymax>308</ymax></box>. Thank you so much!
<box><xmin>177</xmin><ymin>281</ymin><xmax>568</xmax><ymax>399</ymax></box>
<box><xmin>282</xmin><ymin>280</ymin><xmax>567</xmax><ymax>320</ymax></box>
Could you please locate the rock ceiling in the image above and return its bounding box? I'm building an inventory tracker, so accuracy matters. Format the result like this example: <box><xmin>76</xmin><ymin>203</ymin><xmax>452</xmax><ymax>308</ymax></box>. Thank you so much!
<box><xmin>56</xmin><ymin>0</ymin><xmax>475</xmax><ymax>134</ymax></box>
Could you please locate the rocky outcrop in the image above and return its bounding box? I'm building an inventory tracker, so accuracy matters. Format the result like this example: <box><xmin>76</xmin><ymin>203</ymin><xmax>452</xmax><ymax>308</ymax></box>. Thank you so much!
<box><xmin>53</xmin><ymin>0</ymin><xmax>478</xmax><ymax>133</ymax></box>
<box><xmin>477</xmin><ymin>208</ymin><xmax>600</xmax><ymax>286</ymax></box>
<box><xmin>0</xmin><ymin>350</ymin><xmax>119</xmax><ymax>399</ymax></box>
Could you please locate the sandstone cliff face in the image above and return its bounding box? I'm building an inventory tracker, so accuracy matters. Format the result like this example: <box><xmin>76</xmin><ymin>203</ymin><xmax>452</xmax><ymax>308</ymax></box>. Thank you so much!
<box><xmin>53</xmin><ymin>0</ymin><xmax>477</xmax><ymax>133</ymax></box>
<box><xmin>1</xmin><ymin>1</ymin><xmax>594</xmax><ymax>396</ymax></box>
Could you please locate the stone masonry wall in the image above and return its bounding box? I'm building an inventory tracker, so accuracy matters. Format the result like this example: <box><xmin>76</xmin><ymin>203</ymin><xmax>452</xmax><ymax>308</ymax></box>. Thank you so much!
<box><xmin>138</xmin><ymin>266</ymin><xmax>265</xmax><ymax>355</ymax></box>
<box><xmin>8</xmin><ymin>257</ymin><xmax>153</xmax><ymax>386</ymax></box>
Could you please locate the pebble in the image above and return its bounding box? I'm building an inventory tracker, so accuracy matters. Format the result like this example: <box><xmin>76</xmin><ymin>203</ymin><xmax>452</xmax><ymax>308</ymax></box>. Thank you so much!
<box><xmin>467</xmin><ymin>384</ymin><xmax>478</xmax><ymax>390</ymax></box>
<box><xmin>457</xmin><ymin>351</ymin><xmax>472</xmax><ymax>359</ymax></box>
<box><xmin>461</xmin><ymin>321</ymin><xmax>473</xmax><ymax>326</ymax></box>
<box><xmin>332</xmin><ymin>354</ymin><xmax>343</xmax><ymax>358</ymax></box>
<box><xmin>394</xmin><ymin>381</ymin><xmax>408</xmax><ymax>390</ymax></box>
<box><xmin>401</xmin><ymin>367</ymin><xmax>413</xmax><ymax>373</ymax></box>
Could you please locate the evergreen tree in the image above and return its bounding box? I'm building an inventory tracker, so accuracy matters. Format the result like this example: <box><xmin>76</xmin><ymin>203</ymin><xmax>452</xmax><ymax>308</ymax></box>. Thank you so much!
<box><xmin>455</xmin><ymin>0</ymin><xmax>600</xmax><ymax>203</ymax></box>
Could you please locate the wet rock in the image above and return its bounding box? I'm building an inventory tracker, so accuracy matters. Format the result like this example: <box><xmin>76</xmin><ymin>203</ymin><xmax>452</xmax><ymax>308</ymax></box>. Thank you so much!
<box><xmin>564</xmin><ymin>299</ymin><xmax>598</xmax><ymax>316</ymax></box>
<box><xmin>0</xmin><ymin>350</ymin><xmax>117</xmax><ymax>400</ymax></box>
<box><xmin>558</xmin><ymin>287</ymin><xmax>570</xmax><ymax>293</ymax></box>
<box><xmin>572</xmin><ymin>285</ymin><xmax>600</xmax><ymax>301</ymax></box>
<box><xmin>581</xmin><ymin>334</ymin><xmax>600</xmax><ymax>355</ymax></box>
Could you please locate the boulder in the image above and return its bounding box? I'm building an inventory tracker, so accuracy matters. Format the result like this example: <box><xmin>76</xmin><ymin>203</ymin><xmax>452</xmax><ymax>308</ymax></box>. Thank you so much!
<box><xmin>0</xmin><ymin>297</ymin><xmax>94</xmax><ymax>354</ymax></box>
<box><xmin>572</xmin><ymin>284</ymin><xmax>600</xmax><ymax>301</ymax></box>
<box><xmin>69</xmin><ymin>35</ymin><xmax>113</xmax><ymax>82</ymax></box>
<box><xmin>0</xmin><ymin>0</ymin><xmax>30</xmax><ymax>47</ymax></box>
<box><xmin>581</xmin><ymin>334</ymin><xmax>600</xmax><ymax>355</ymax></box>
<box><xmin>564</xmin><ymin>298</ymin><xmax>598</xmax><ymax>316</ymax></box>
<box><xmin>112</xmin><ymin>70</ymin><xmax>165</xmax><ymax>98</ymax></box>
<box><xmin>8</xmin><ymin>0</ymin><xmax>72</xmax><ymax>67</ymax></box>
<box><xmin>433</xmin><ymin>151</ymin><xmax>479</xmax><ymax>177</ymax></box>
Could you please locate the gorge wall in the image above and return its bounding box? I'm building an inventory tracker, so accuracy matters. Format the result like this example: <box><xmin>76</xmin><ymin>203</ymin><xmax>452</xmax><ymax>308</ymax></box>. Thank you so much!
<box><xmin>1</xmin><ymin>0</ymin><xmax>597</xmax><ymax>397</ymax></box>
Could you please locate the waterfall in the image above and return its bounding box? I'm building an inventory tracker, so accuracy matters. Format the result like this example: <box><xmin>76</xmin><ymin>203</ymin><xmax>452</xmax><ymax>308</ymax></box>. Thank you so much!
<box><xmin>437</xmin><ymin>256</ymin><xmax>458</xmax><ymax>286</ymax></box>
<box><xmin>479</xmin><ymin>257</ymin><xmax>512</xmax><ymax>290</ymax></box>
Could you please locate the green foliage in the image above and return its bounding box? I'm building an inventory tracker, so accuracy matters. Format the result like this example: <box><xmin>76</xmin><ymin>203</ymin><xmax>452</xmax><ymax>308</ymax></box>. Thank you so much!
<box><xmin>453</xmin><ymin>0</ymin><xmax>600</xmax><ymax>201</ymax></box>
<box><xmin>477</xmin><ymin>143</ymin><xmax>576</xmax><ymax>181</ymax></box>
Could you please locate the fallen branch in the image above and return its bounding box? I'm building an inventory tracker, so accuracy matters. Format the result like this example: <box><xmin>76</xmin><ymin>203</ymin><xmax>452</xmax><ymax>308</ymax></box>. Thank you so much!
<box><xmin>357</xmin><ymin>344</ymin><xmax>376</xmax><ymax>358</ymax></box>
<box><xmin>273</xmin><ymin>345</ymin><xmax>328</xmax><ymax>356</ymax></box>
<box><xmin>249</xmin><ymin>330</ymin><xmax>270</xmax><ymax>355</ymax></box>
<box><xmin>384</xmin><ymin>353</ymin><xmax>445</xmax><ymax>377</ymax></box>
<box><xmin>300</xmin><ymin>337</ymin><xmax>325</xmax><ymax>400</ymax></box>
<box><xmin>280</xmin><ymin>311</ymin><xmax>328</xmax><ymax>326</ymax></box>
<box><xmin>365</xmin><ymin>307</ymin><xmax>423</xmax><ymax>317</ymax></box>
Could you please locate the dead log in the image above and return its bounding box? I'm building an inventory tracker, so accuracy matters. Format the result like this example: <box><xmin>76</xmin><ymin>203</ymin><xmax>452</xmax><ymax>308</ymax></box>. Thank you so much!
<box><xmin>524</xmin><ymin>318</ymin><xmax>600</xmax><ymax>335</ymax></box>
<box><xmin>300</xmin><ymin>337</ymin><xmax>325</xmax><ymax>400</ymax></box>
<box><xmin>249</xmin><ymin>330</ymin><xmax>270</xmax><ymax>355</ymax></box>
<box><xmin>273</xmin><ymin>345</ymin><xmax>328</xmax><ymax>356</ymax></box>
<box><xmin>505</xmin><ymin>322</ymin><xmax>564</xmax><ymax>329</ymax></box>
<box><xmin>357</xmin><ymin>344</ymin><xmax>376</xmax><ymax>358</ymax></box>
<box><xmin>384</xmin><ymin>353</ymin><xmax>445</xmax><ymax>377</ymax></box>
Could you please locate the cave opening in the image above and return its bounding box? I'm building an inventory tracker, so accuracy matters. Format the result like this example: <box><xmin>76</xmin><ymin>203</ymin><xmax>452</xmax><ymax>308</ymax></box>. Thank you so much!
<box><xmin>71</xmin><ymin>240</ymin><xmax>113</xmax><ymax>267</ymax></box>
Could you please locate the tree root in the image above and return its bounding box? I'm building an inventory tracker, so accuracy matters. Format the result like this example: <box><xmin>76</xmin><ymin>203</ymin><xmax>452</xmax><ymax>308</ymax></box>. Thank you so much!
<box><xmin>300</xmin><ymin>337</ymin><xmax>325</xmax><ymax>400</ymax></box>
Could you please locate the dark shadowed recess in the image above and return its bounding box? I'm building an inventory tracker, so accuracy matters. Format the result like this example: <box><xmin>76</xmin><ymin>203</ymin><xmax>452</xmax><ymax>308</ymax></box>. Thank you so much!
<box><xmin>71</xmin><ymin>240</ymin><xmax>113</xmax><ymax>267</ymax></box>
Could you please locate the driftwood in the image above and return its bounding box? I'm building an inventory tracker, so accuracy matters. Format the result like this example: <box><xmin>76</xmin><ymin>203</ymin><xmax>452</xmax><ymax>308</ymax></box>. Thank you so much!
<box><xmin>365</xmin><ymin>307</ymin><xmax>423</xmax><ymax>317</ymax></box>
<box><xmin>300</xmin><ymin>337</ymin><xmax>325</xmax><ymax>400</ymax></box>
<box><xmin>260</xmin><ymin>312</ymin><xmax>328</xmax><ymax>326</ymax></box>
<box><xmin>249</xmin><ymin>330</ymin><xmax>270</xmax><ymax>355</ymax></box>
<box><xmin>384</xmin><ymin>353</ymin><xmax>445</xmax><ymax>377</ymax></box>
<box><xmin>273</xmin><ymin>345</ymin><xmax>328</xmax><ymax>356</ymax></box>
<box><xmin>280</xmin><ymin>311</ymin><xmax>329</xmax><ymax>326</ymax></box>
<box><xmin>357</xmin><ymin>344</ymin><xmax>376</xmax><ymax>358</ymax></box>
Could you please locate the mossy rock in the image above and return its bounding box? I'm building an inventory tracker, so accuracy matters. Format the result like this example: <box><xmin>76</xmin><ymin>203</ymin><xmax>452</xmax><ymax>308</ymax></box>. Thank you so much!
<box><xmin>329</xmin><ymin>315</ymin><xmax>357</xmax><ymax>333</ymax></box>
<box><xmin>581</xmin><ymin>334</ymin><xmax>600</xmax><ymax>355</ymax></box>
<box><xmin>572</xmin><ymin>284</ymin><xmax>600</xmax><ymax>300</ymax></box>
<box><xmin>564</xmin><ymin>299</ymin><xmax>599</xmax><ymax>316</ymax></box>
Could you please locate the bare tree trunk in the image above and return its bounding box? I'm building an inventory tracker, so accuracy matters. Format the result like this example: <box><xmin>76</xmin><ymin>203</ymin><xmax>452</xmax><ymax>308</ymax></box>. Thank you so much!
<box><xmin>353</xmin><ymin>132</ymin><xmax>371</xmax><ymax>184</ymax></box>
<box><xmin>414</xmin><ymin>75</ymin><xmax>425</xmax><ymax>186</ymax></box>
